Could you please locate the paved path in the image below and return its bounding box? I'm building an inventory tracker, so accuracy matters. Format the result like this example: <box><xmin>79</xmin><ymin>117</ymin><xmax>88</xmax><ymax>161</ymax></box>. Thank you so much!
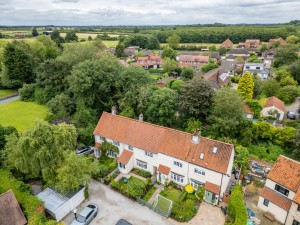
<box><xmin>0</xmin><ymin>95</ymin><xmax>20</xmax><ymax>105</ymax></box>
<box><xmin>148</xmin><ymin>185</ymin><xmax>163</xmax><ymax>204</ymax></box>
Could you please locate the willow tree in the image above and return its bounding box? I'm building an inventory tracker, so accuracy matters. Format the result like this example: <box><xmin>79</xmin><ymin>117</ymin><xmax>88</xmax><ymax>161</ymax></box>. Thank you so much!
<box><xmin>237</xmin><ymin>72</ymin><xmax>254</xmax><ymax>100</ymax></box>
<box><xmin>5</xmin><ymin>121</ymin><xmax>77</xmax><ymax>182</ymax></box>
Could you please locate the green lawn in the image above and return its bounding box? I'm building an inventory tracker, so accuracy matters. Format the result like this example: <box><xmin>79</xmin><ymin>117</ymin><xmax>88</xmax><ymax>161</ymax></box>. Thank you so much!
<box><xmin>0</xmin><ymin>100</ymin><xmax>47</xmax><ymax>131</ymax></box>
<box><xmin>143</xmin><ymin>186</ymin><xmax>157</xmax><ymax>202</ymax></box>
<box><xmin>160</xmin><ymin>188</ymin><xmax>181</xmax><ymax>202</ymax></box>
<box><xmin>0</xmin><ymin>89</ymin><xmax>16</xmax><ymax>98</ymax></box>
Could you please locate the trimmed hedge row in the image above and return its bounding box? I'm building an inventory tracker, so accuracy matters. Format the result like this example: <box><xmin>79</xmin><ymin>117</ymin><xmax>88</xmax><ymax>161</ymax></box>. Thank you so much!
<box><xmin>227</xmin><ymin>185</ymin><xmax>247</xmax><ymax>225</ymax></box>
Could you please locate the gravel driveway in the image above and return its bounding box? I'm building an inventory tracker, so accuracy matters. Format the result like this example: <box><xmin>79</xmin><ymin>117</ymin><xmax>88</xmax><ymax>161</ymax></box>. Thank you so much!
<box><xmin>63</xmin><ymin>180</ymin><xmax>174</xmax><ymax>225</ymax></box>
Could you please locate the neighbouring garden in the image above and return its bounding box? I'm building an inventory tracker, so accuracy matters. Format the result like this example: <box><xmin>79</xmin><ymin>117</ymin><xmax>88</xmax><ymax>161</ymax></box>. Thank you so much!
<box><xmin>0</xmin><ymin>89</ymin><xmax>16</xmax><ymax>98</ymax></box>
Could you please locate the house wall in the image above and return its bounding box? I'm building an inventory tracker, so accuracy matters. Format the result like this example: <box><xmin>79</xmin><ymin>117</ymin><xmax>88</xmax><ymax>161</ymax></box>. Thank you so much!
<box><xmin>132</xmin><ymin>146</ymin><xmax>158</xmax><ymax>174</ymax></box>
<box><xmin>258</xmin><ymin>195</ymin><xmax>288</xmax><ymax>224</ymax></box>
<box><xmin>265</xmin><ymin>179</ymin><xmax>295</xmax><ymax>200</ymax></box>
<box><xmin>286</xmin><ymin>202</ymin><xmax>300</xmax><ymax>225</ymax></box>
<box><xmin>261</xmin><ymin>106</ymin><xmax>285</xmax><ymax>121</ymax></box>
<box><xmin>118</xmin><ymin>149</ymin><xmax>134</xmax><ymax>174</ymax></box>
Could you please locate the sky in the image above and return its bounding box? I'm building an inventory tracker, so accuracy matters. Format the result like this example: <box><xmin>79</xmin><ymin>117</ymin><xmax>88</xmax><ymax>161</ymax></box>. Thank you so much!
<box><xmin>0</xmin><ymin>0</ymin><xmax>299</xmax><ymax>26</ymax></box>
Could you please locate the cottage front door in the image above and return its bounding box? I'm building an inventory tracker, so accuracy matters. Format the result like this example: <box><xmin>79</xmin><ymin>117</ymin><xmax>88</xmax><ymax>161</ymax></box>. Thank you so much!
<box><xmin>204</xmin><ymin>191</ymin><xmax>213</xmax><ymax>203</ymax></box>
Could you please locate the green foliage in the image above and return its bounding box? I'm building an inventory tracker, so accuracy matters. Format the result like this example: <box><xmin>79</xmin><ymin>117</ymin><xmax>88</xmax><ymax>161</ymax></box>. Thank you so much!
<box><xmin>147</xmin><ymin>35</ymin><xmax>160</xmax><ymax>49</ymax></box>
<box><xmin>100</xmin><ymin>141</ymin><xmax>119</xmax><ymax>154</ymax></box>
<box><xmin>168</xmin><ymin>80</ymin><xmax>184</xmax><ymax>92</ymax></box>
<box><xmin>209</xmin><ymin>88</ymin><xmax>244</xmax><ymax>137</ymax></box>
<box><xmin>19</xmin><ymin>83</ymin><xmax>37</xmax><ymax>101</ymax></box>
<box><xmin>144</xmin><ymin>88</ymin><xmax>179</xmax><ymax>126</ymax></box>
<box><xmin>32</xmin><ymin>28</ymin><xmax>39</xmax><ymax>37</ymax></box>
<box><xmin>201</xmin><ymin>63</ymin><xmax>218</xmax><ymax>72</ymax></box>
<box><xmin>248</xmin><ymin>143</ymin><xmax>284</xmax><ymax>162</ymax></box>
<box><xmin>0</xmin><ymin>125</ymin><xmax>17</xmax><ymax>167</ymax></box>
<box><xmin>234</xmin><ymin>145</ymin><xmax>249</xmax><ymax>174</ymax></box>
<box><xmin>36</xmin><ymin>36</ymin><xmax>59</xmax><ymax>59</ymax></box>
<box><xmin>195</xmin><ymin>185</ymin><xmax>205</xmax><ymax>202</ymax></box>
<box><xmin>115</xmin><ymin>42</ymin><xmax>125</xmax><ymax>57</ymax></box>
<box><xmin>280</xmin><ymin>76</ymin><xmax>298</xmax><ymax>86</ymax></box>
<box><xmin>286</xmin><ymin>35</ymin><xmax>299</xmax><ymax>44</ymax></box>
<box><xmin>171</xmin><ymin>199</ymin><xmax>199</xmax><ymax>222</ymax></box>
<box><xmin>50</xmin><ymin>29</ymin><xmax>65</xmax><ymax>46</ymax></box>
<box><xmin>248</xmin><ymin>54</ymin><xmax>263</xmax><ymax>63</ymax></box>
<box><xmin>246</xmin><ymin>99</ymin><xmax>262</xmax><ymax>119</ymax></box>
<box><xmin>181</xmin><ymin>67</ymin><xmax>195</xmax><ymax>80</ymax></box>
<box><xmin>237</xmin><ymin>72</ymin><xmax>254</xmax><ymax>100</ymax></box>
<box><xmin>261</xmin><ymin>79</ymin><xmax>280</xmax><ymax>97</ymax></box>
<box><xmin>162</xmin><ymin>47</ymin><xmax>177</xmax><ymax>60</ymax></box>
<box><xmin>47</xmin><ymin>94</ymin><xmax>75</xmax><ymax>118</ymax></box>
<box><xmin>277</xmin><ymin>85</ymin><xmax>300</xmax><ymax>104</ymax></box>
<box><xmin>5</xmin><ymin>121</ymin><xmax>77</xmax><ymax>182</ymax></box>
<box><xmin>274</xmin><ymin>44</ymin><xmax>298</xmax><ymax>66</ymax></box>
<box><xmin>289</xmin><ymin>60</ymin><xmax>300</xmax><ymax>83</ymax></box>
<box><xmin>65</xmin><ymin>31</ymin><xmax>78</xmax><ymax>42</ymax></box>
<box><xmin>124</xmin><ymin>34</ymin><xmax>150</xmax><ymax>49</ymax></box>
<box><xmin>56</xmin><ymin>152</ymin><xmax>98</xmax><ymax>193</ymax></box>
<box><xmin>131</xmin><ymin>168</ymin><xmax>152</xmax><ymax>178</ymax></box>
<box><xmin>167</xmin><ymin>34</ymin><xmax>181</xmax><ymax>49</ymax></box>
<box><xmin>113</xmin><ymin>177</ymin><xmax>147</xmax><ymax>198</ymax></box>
<box><xmin>185</xmin><ymin>118</ymin><xmax>201</xmax><ymax>134</ymax></box>
<box><xmin>179</xmin><ymin>78</ymin><xmax>214</xmax><ymax>119</ymax></box>
<box><xmin>179</xmin><ymin>191</ymin><xmax>187</xmax><ymax>201</ymax></box>
<box><xmin>162</xmin><ymin>57</ymin><xmax>178</xmax><ymax>74</ymax></box>
<box><xmin>227</xmin><ymin>185</ymin><xmax>247</xmax><ymax>225</ymax></box>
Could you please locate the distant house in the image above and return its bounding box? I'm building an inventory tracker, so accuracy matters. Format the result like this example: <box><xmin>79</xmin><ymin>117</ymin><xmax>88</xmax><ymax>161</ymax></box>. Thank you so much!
<box><xmin>261</xmin><ymin>96</ymin><xmax>285</xmax><ymax>121</ymax></box>
<box><xmin>221</xmin><ymin>60</ymin><xmax>244</xmax><ymax>74</ymax></box>
<box><xmin>221</xmin><ymin>38</ymin><xmax>234</xmax><ymax>49</ymax></box>
<box><xmin>269</xmin><ymin>37</ymin><xmax>286</xmax><ymax>46</ymax></box>
<box><xmin>178</xmin><ymin>55</ymin><xmax>210</xmax><ymax>70</ymax></box>
<box><xmin>131</xmin><ymin>55</ymin><xmax>162</xmax><ymax>70</ymax></box>
<box><xmin>243</xmin><ymin>62</ymin><xmax>269</xmax><ymax>80</ymax></box>
<box><xmin>226</xmin><ymin>48</ymin><xmax>250</xmax><ymax>61</ymax></box>
<box><xmin>210</xmin><ymin>52</ymin><xmax>221</xmax><ymax>62</ymax></box>
<box><xmin>14</xmin><ymin>32</ymin><xmax>25</xmax><ymax>39</ymax></box>
<box><xmin>125</xmin><ymin>46</ymin><xmax>139</xmax><ymax>56</ymax></box>
<box><xmin>262</xmin><ymin>49</ymin><xmax>276</xmax><ymax>69</ymax></box>
<box><xmin>238</xmin><ymin>42</ymin><xmax>246</xmax><ymax>48</ymax></box>
<box><xmin>196</xmin><ymin>67</ymin><xmax>230</xmax><ymax>90</ymax></box>
<box><xmin>0</xmin><ymin>190</ymin><xmax>27</xmax><ymax>225</ymax></box>
<box><xmin>43</xmin><ymin>31</ymin><xmax>53</xmax><ymax>35</ymax></box>
<box><xmin>140</xmin><ymin>50</ymin><xmax>155</xmax><ymax>57</ymax></box>
<box><xmin>245</xmin><ymin>39</ymin><xmax>260</xmax><ymax>49</ymax></box>
<box><xmin>257</xmin><ymin>155</ymin><xmax>300</xmax><ymax>224</ymax></box>
<box><xmin>243</xmin><ymin>104</ymin><xmax>254</xmax><ymax>119</ymax></box>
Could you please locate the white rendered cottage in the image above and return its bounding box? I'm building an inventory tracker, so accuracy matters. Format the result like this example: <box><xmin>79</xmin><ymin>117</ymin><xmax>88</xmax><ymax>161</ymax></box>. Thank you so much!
<box><xmin>93</xmin><ymin>111</ymin><xmax>235</xmax><ymax>204</ymax></box>
<box><xmin>261</xmin><ymin>96</ymin><xmax>285</xmax><ymax>121</ymax></box>
<box><xmin>258</xmin><ymin>155</ymin><xmax>300</xmax><ymax>224</ymax></box>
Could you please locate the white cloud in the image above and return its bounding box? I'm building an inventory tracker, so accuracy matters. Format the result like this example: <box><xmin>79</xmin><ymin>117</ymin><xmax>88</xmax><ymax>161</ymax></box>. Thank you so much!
<box><xmin>0</xmin><ymin>0</ymin><xmax>299</xmax><ymax>25</ymax></box>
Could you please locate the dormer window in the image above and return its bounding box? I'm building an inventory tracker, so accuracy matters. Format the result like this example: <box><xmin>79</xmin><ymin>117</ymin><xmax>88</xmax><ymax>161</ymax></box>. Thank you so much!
<box><xmin>200</xmin><ymin>153</ymin><xmax>204</xmax><ymax>160</ymax></box>
<box><xmin>212</xmin><ymin>147</ymin><xmax>218</xmax><ymax>154</ymax></box>
<box><xmin>113</xmin><ymin>140</ymin><xmax>120</xmax><ymax>146</ymax></box>
<box><xmin>174</xmin><ymin>161</ymin><xmax>182</xmax><ymax>168</ymax></box>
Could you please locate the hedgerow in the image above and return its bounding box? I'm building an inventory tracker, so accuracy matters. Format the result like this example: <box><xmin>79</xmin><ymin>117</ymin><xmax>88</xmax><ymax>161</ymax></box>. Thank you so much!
<box><xmin>227</xmin><ymin>185</ymin><xmax>247</xmax><ymax>225</ymax></box>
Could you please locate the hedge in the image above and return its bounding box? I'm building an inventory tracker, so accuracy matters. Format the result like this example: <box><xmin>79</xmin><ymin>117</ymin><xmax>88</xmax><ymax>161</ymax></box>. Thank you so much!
<box><xmin>227</xmin><ymin>185</ymin><xmax>247</xmax><ymax>225</ymax></box>
<box><xmin>0</xmin><ymin>169</ymin><xmax>56</xmax><ymax>225</ymax></box>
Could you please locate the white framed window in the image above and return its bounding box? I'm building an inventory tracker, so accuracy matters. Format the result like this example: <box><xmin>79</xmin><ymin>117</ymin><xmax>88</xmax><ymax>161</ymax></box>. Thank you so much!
<box><xmin>113</xmin><ymin>140</ymin><xmax>120</xmax><ymax>146</ymax></box>
<box><xmin>173</xmin><ymin>161</ymin><xmax>182</xmax><ymax>168</ymax></box>
<box><xmin>119</xmin><ymin>162</ymin><xmax>125</xmax><ymax>169</ymax></box>
<box><xmin>128</xmin><ymin>145</ymin><xmax>133</xmax><ymax>151</ymax></box>
<box><xmin>99</xmin><ymin>136</ymin><xmax>106</xmax><ymax>141</ymax></box>
<box><xmin>263</xmin><ymin>199</ymin><xmax>269</xmax><ymax>207</ymax></box>
<box><xmin>190</xmin><ymin>179</ymin><xmax>204</xmax><ymax>190</ymax></box>
<box><xmin>194</xmin><ymin>168</ymin><xmax>205</xmax><ymax>176</ymax></box>
<box><xmin>171</xmin><ymin>173</ymin><xmax>184</xmax><ymax>183</ymax></box>
<box><xmin>137</xmin><ymin>160</ymin><xmax>147</xmax><ymax>169</ymax></box>
<box><xmin>107</xmin><ymin>150</ymin><xmax>118</xmax><ymax>158</ymax></box>
<box><xmin>145</xmin><ymin>151</ymin><xmax>153</xmax><ymax>157</ymax></box>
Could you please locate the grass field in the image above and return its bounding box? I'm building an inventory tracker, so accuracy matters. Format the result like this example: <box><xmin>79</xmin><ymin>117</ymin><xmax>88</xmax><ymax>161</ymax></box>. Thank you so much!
<box><xmin>102</xmin><ymin>40</ymin><xmax>119</xmax><ymax>47</ymax></box>
<box><xmin>0</xmin><ymin>100</ymin><xmax>47</xmax><ymax>131</ymax></box>
<box><xmin>0</xmin><ymin>89</ymin><xmax>16</xmax><ymax>98</ymax></box>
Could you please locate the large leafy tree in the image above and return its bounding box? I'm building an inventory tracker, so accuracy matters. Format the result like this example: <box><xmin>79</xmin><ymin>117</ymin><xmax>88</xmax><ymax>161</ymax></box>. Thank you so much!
<box><xmin>0</xmin><ymin>125</ymin><xmax>17</xmax><ymax>167</ymax></box>
<box><xmin>181</xmin><ymin>67</ymin><xmax>195</xmax><ymax>80</ymax></box>
<box><xmin>67</xmin><ymin>56</ymin><xmax>122</xmax><ymax>109</ymax></box>
<box><xmin>179</xmin><ymin>78</ymin><xmax>214</xmax><ymax>119</ymax></box>
<box><xmin>50</xmin><ymin>29</ymin><xmax>65</xmax><ymax>47</ymax></box>
<box><xmin>162</xmin><ymin>47</ymin><xmax>177</xmax><ymax>60</ymax></box>
<box><xmin>162</xmin><ymin>57</ymin><xmax>178</xmax><ymax>74</ymax></box>
<box><xmin>289</xmin><ymin>60</ymin><xmax>300</xmax><ymax>83</ymax></box>
<box><xmin>36</xmin><ymin>36</ymin><xmax>59</xmax><ymax>59</ymax></box>
<box><xmin>146</xmin><ymin>35</ymin><xmax>160</xmax><ymax>49</ymax></box>
<box><xmin>209</xmin><ymin>88</ymin><xmax>244</xmax><ymax>137</ymax></box>
<box><xmin>261</xmin><ymin>79</ymin><xmax>280</xmax><ymax>97</ymax></box>
<box><xmin>32</xmin><ymin>27</ymin><xmax>39</xmax><ymax>37</ymax></box>
<box><xmin>65</xmin><ymin>31</ymin><xmax>78</xmax><ymax>42</ymax></box>
<box><xmin>47</xmin><ymin>93</ymin><xmax>76</xmax><ymax>118</ymax></box>
<box><xmin>144</xmin><ymin>88</ymin><xmax>179</xmax><ymax>126</ymax></box>
<box><xmin>56</xmin><ymin>152</ymin><xmax>98</xmax><ymax>193</ymax></box>
<box><xmin>167</xmin><ymin>34</ymin><xmax>181</xmax><ymax>49</ymax></box>
<box><xmin>237</xmin><ymin>72</ymin><xmax>254</xmax><ymax>100</ymax></box>
<box><xmin>5</xmin><ymin>121</ymin><xmax>77</xmax><ymax>182</ymax></box>
<box><xmin>274</xmin><ymin>44</ymin><xmax>299</xmax><ymax>66</ymax></box>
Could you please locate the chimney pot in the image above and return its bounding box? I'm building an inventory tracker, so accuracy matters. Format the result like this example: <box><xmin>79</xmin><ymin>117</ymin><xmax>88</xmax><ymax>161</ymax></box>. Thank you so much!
<box><xmin>139</xmin><ymin>113</ymin><xmax>144</xmax><ymax>122</ymax></box>
<box><xmin>111</xmin><ymin>106</ymin><xmax>117</xmax><ymax>115</ymax></box>
<box><xmin>192</xmin><ymin>129</ymin><xmax>201</xmax><ymax>144</ymax></box>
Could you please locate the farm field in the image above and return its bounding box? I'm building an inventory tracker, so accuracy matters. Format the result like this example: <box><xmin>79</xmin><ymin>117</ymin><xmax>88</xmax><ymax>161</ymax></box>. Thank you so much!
<box><xmin>0</xmin><ymin>100</ymin><xmax>48</xmax><ymax>131</ymax></box>
<box><xmin>102</xmin><ymin>40</ymin><xmax>119</xmax><ymax>47</ymax></box>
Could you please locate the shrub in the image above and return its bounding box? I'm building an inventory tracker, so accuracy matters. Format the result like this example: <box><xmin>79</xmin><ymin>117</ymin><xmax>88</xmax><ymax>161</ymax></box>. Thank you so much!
<box><xmin>227</xmin><ymin>185</ymin><xmax>247</xmax><ymax>225</ymax></box>
<box><xmin>201</xmin><ymin>63</ymin><xmax>218</xmax><ymax>73</ymax></box>
<box><xmin>172</xmin><ymin>199</ymin><xmax>199</xmax><ymax>222</ymax></box>
<box><xmin>19</xmin><ymin>83</ymin><xmax>36</xmax><ymax>101</ymax></box>
<box><xmin>148</xmin><ymin>68</ymin><xmax>163</xmax><ymax>74</ymax></box>
<box><xmin>100</xmin><ymin>141</ymin><xmax>119</xmax><ymax>155</ymax></box>
<box><xmin>186</xmin><ymin>193</ymin><xmax>196</xmax><ymax>201</ymax></box>
<box><xmin>124</xmin><ymin>179</ymin><xmax>147</xmax><ymax>198</ymax></box>
<box><xmin>131</xmin><ymin>168</ymin><xmax>152</xmax><ymax>178</ymax></box>
<box><xmin>179</xmin><ymin>191</ymin><xmax>187</xmax><ymax>201</ymax></box>
<box><xmin>195</xmin><ymin>186</ymin><xmax>205</xmax><ymax>202</ymax></box>
<box><xmin>277</xmin><ymin>85</ymin><xmax>300</xmax><ymax>104</ymax></box>
<box><xmin>185</xmin><ymin>184</ymin><xmax>194</xmax><ymax>194</ymax></box>
<box><xmin>111</xmin><ymin>180</ymin><xmax>120</xmax><ymax>190</ymax></box>
<box><xmin>104</xmin><ymin>173</ymin><xmax>118</xmax><ymax>185</ymax></box>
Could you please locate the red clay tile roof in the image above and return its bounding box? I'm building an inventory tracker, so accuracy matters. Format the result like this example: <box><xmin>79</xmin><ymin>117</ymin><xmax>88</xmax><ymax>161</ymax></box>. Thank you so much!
<box><xmin>94</xmin><ymin>112</ymin><xmax>234</xmax><ymax>174</ymax></box>
<box><xmin>294</xmin><ymin>189</ymin><xmax>300</xmax><ymax>204</ymax></box>
<box><xmin>157</xmin><ymin>164</ymin><xmax>171</xmax><ymax>175</ymax></box>
<box><xmin>267</xmin><ymin>155</ymin><xmax>300</xmax><ymax>192</ymax></box>
<box><xmin>260</xmin><ymin>187</ymin><xmax>292</xmax><ymax>211</ymax></box>
<box><xmin>244</xmin><ymin>104</ymin><xmax>254</xmax><ymax>114</ymax></box>
<box><xmin>0</xmin><ymin>190</ymin><xmax>27</xmax><ymax>225</ymax></box>
<box><xmin>221</xmin><ymin>38</ymin><xmax>233</xmax><ymax>48</ymax></box>
<box><xmin>264</xmin><ymin>96</ymin><xmax>285</xmax><ymax>112</ymax></box>
<box><xmin>179</xmin><ymin>55</ymin><xmax>209</xmax><ymax>63</ymax></box>
<box><xmin>131</xmin><ymin>56</ymin><xmax>162</xmax><ymax>67</ymax></box>
<box><xmin>205</xmin><ymin>182</ymin><xmax>220</xmax><ymax>194</ymax></box>
<box><xmin>118</xmin><ymin>149</ymin><xmax>133</xmax><ymax>165</ymax></box>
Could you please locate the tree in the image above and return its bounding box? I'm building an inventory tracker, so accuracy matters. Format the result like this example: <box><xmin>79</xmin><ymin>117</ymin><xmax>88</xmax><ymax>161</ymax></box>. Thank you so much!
<box><xmin>261</xmin><ymin>79</ymin><xmax>280</xmax><ymax>97</ymax></box>
<box><xmin>147</xmin><ymin>35</ymin><xmax>160</xmax><ymax>49</ymax></box>
<box><xmin>209</xmin><ymin>88</ymin><xmax>244</xmax><ymax>137</ymax></box>
<box><xmin>36</xmin><ymin>36</ymin><xmax>59</xmax><ymax>59</ymax></box>
<box><xmin>185</xmin><ymin>118</ymin><xmax>201</xmax><ymax>134</ymax></box>
<box><xmin>50</xmin><ymin>29</ymin><xmax>65</xmax><ymax>47</ymax></box>
<box><xmin>47</xmin><ymin>94</ymin><xmax>75</xmax><ymax>118</ymax></box>
<box><xmin>162</xmin><ymin>47</ymin><xmax>177</xmax><ymax>60</ymax></box>
<box><xmin>167</xmin><ymin>34</ymin><xmax>181</xmax><ymax>49</ymax></box>
<box><xmin>3</xmin><ymin>40</ymin><xmax>39</xmax><ymax>88</ymax></box>
<box><xmin>0</xmin><ymin>125</ymin><xmax>17</xmax><ymax>167</ymax></box>
<box><xmin>181</xmin><ymin>67</ymin><xmax>195</xmax><ymax>80</ymax></box>
<box><xmin>237</xmin><ymin>72</ymin><xmax>254</xmax><ymax>100</ymax></box>
<box><xmin>88</xmin><ymin>36</ymin><xmax>92</xmax><ymax>41</ymax></box>
<box><xmin>32</xmin><ymin>27</ymin><xmax>39</xmax><ymax>37</ymax></box>
<box><xmin>162</xmin><ymin>57</ymin><xmax>178</xmax><ymax>74</ymax></box>
<box><xmin>234</xmin><ymin>145</ymin><xmax>249</xmax><ymax>174</ymax></box>
<box><xmin>124</xmin><ymin>34</ymin><xmax>148</xmax><ymax>49</ymax></box>
<box><xmin>274</xmin><ymin>44</ymin><xmax>299</xmax><ymax>66</ymax></box>
<box><xmin>248</xmin><ymin>54</ymin><xmax>263</xmax><ymax>63</ymax></box>
<box><xmin>277</xmin><ymin>85</ymin><xmax>300</xmax><ymax>104</ymax></box>
<box><xmin>253</xmin><ymin>73</ymin><xmax>262</xmax><ymax>98</ymax></box>
<box><xmin>286</xmin><ymin>35</ymin><xmax>299</xmax><ymax>44</ymax></box>
<box><xmin>55</xmin><ymin>152</ymin><xmax>98</xmax><ymax>193</ymax></box>
<box><xmin>201</xmin><ymin>63</ymin><xmax>218</xmax><ymax>72</ymax></box>
<box><xmin>218</xmin><ymin>47</ymin><xmax>227</xmax><ymax>56</ymax></box>
<box><xmin>65</xmin><ymin>31</ymin><xmax>78</xmax><ymax>42</ymax></box>
<box><xmin>259</xmin><ymin>44</ymin><xmax>268</xmax><ymax>54</ymax></box>
<box><xmin>133</xmin><ymin>27</ymin><xmax>140</xmax><ymax>33</ymax></box>
<box><xmin>179</xmin><ymin>78</ymin><xmax>214</xmax><ymax>119</ymax></box>
<box><xmin>169</xmin><ymin>80</ymin><xmax>184</xmax><ymax>92</ymax></box>
<box><xmin>289</xmin><ymin>60</ymin><xmax>300</xmax><ymax>83</ymax></box>
<box><xmin>5</xmin><ymin>121</ymin><xmax>77</xmax><ymax>182</ymax></box>
<box><xmin>144</xmin><ymin>88</ymin><xmax>179</xmax><ymax>126</ymax></box>
<box><xmin>115</xmin><ymin>42</ymin><xmax>125</xmax><ymax>58</ymax></box>
<box><xmin>280</xmin><ymin>76</ymin><xmax>298</xmax><ymax>86</ymax></box>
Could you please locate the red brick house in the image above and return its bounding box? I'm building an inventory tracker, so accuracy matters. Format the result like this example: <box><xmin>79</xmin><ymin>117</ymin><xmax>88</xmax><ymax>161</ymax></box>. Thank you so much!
<box><xmin>131</xmin><ymin>55</ymin><xmax>162</xmax><ymax>70</ymax></box>
<box><xmin>178</xmin><ymin>55</ymin><xmax>209</xmax><ymax>70</ymax></box>
<box><xmin>221</xmin><ymin>38</ymin><xmax>233</xmax><ymax>49</ymax></box>
<box><xmin>245</xmin><ymin>39</ymin><xmax>260</xmax><ymax>49</ymax></box>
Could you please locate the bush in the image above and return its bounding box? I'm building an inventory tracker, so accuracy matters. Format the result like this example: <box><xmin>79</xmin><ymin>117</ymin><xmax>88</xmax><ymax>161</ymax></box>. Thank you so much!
<box><xmin>179</xmin><ymin>191</ymin><xmax>187</xmax><ymax>201</ymax></box>
<box><xmin>201</xmin><ymin>63</ymin><xmax>218</xmax><ymax>72</ymax></box>
<box><xmin>227</xmin><ymin>185</ymin><xmax>247</xmax><ymax>225</ymax></box>
<box><xmin>172</xmin><ymin>199</ymin><xmax>198</xmax><ymax>222</ymax></box>
<box><xmin>19</xmin><ymin>83</ymin><xmax>36</xmax><ymax>101</ymax></box>
<box><xmin>104</xmin><ymin>173</ymin><xmax>118</xmax><ymax>185</ymax></box>
<box><xmin>185</xmin><ymin>184</ymin><xmax>194</xmax><ymax>194</ymax></box>
<box><xmin>124</xmin><ymin>179</ymin><xmax>147</xmax><ymax>198</ymax></box>
<box><xmin>195</xmin><ymin>185</ymin><xmax>205</xmax><ymax>202</ymax></box>
<box><xmin>277</xmin><ymin>85</ymin><xmax>300</xmax><ymax>104</ymax></box>
<box><xmin>148</xmin><ymin>68</ymin><xmax>163</xmax><ymax>74</ymax></box>
<box><xmin>186</xmin><ymin>193</ymin><xmax>196</xmax><ymax>201</ymax></box>
<box><xmin>131</xmin><ymin>168</ymin><xmax>152</xmax><ymax>178</ymax></box>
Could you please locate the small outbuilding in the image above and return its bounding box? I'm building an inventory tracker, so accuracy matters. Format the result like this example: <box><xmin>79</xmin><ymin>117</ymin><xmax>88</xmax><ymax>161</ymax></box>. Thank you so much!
<box><xmin>37</xmin><ymin>187</ymin><xmax>85</xmax><ymax>222</ymax></box>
